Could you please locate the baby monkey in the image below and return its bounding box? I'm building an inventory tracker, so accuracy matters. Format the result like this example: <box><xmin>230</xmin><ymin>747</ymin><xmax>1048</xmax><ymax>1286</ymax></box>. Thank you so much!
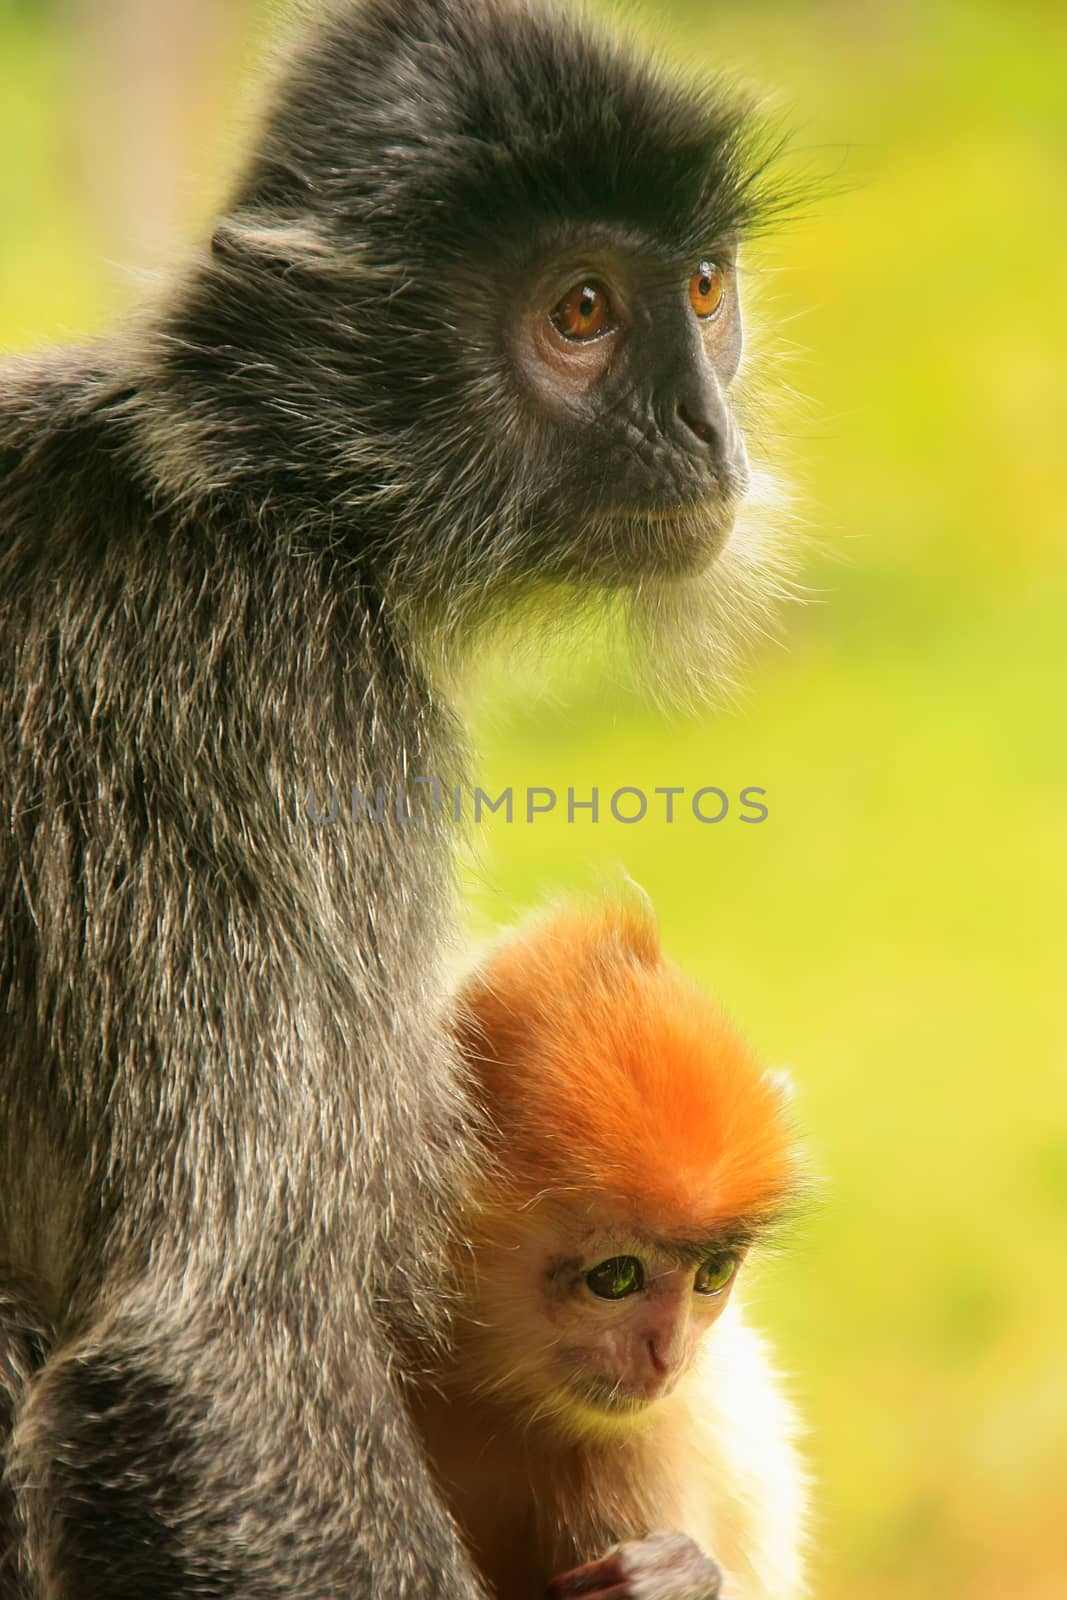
<box><xmin>411</xmin><ymin>903</ymin><xmax>808</xmax><ymax>1600</ymax></box>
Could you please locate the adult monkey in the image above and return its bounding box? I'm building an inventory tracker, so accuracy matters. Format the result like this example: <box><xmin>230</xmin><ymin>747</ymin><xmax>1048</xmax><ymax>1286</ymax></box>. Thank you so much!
<box><xmin>0</xmin><ymin>0</ymin><xmax>794</xmax><ymax>1593</ymax></box>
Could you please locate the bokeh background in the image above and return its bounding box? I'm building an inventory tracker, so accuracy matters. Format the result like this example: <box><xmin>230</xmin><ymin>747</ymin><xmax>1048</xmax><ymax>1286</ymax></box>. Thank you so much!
<box><xmin>2</xmin><ymin>0</ymin><xmax>1065</xmax><ymax>1594</ymax></box>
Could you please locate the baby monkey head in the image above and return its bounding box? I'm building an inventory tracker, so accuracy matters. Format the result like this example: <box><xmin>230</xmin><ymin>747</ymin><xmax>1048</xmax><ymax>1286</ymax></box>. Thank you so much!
<box><xmin>452</xmin><ymin>902</ymin><xmax>803</xmax><ymax>1440</ymax></box>
<box><xmin>164</xmin><ymin>0</ymin><xmax>790</xmax><ymax>647</ymax></box>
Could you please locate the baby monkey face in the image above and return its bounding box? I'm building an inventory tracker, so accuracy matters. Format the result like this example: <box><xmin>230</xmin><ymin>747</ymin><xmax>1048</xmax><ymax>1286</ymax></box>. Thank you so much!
<box><xmin>539</xmin><ymin>1231</ymin><xmax>742</xmax><ymax>1417</ymax></box>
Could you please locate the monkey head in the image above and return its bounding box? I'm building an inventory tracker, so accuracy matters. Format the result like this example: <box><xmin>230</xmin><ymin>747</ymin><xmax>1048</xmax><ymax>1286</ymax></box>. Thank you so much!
<box><xmin>451</xmin><ymin>902</ymin><xmax>803</xmax><ymax>1440</ymax></box>
<box><xmin>143</xmin><ymin>0</ymin><xmax>791</xmax><ymax>673</ymax></box>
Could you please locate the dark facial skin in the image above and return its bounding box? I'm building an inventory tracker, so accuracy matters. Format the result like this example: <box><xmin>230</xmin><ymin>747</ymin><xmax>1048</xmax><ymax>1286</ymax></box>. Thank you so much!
<box><xmin>487</xmin><ymin>231</ymin><xmax>749</xmax><ymax>583</ymax></box>
<box><xmin>515</xmin><ymin>244</ymin><xmax>743</xmax><ymax>462</ymax></box>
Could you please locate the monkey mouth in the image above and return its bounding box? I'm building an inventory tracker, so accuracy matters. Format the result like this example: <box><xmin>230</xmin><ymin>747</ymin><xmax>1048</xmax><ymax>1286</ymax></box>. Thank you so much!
<box><xmin>622</xmin><ymin>456</ymin><xmax>748</xmax><ymax>529</ymax></box>
<box><xmin>646</xmin><ymin>500</ymin><xmax>737</xmax><ymax>551</ymax></box>
<box><xmin>605</xmin><ymin>496</ymin><xmax>739</xmax><ymax>578</ymax></box>
<box><xmin>611</xmin><ymin>482</ymin><xmax>738</xmax><ymax>522</ymax></box>
<box><xmin>566</xmin><ymin>1379</ymin><xmax>660</xmax><ymax>1415</ymax></box>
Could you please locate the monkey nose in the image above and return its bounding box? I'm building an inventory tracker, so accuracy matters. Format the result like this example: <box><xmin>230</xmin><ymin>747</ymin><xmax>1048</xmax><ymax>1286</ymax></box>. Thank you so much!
<box><xmin>676</xmin><ymin>401</ymin><xmax>718</xmax><ymax>446</ymax></box>
<box><xmin>646</xmin><ymin>1336</ymin><xmax>676</xmax><ymax>1379</ymax></box>
<box><xmin>670</xmin><ymin>382</ymin><xmax>731</xmax><ymax>468</ymax></box>
<box><xmin>646</xmin><ymin>1337</ymin><xmax>667</xmax><ymax>1376</ymax></box>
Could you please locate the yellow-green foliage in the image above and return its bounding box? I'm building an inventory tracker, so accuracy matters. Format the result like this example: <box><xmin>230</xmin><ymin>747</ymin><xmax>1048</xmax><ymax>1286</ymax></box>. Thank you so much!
<box><xmin>2</xmin><ymin>2</ymin><xmax>1064</xmax><ymax>1595</ymax></box>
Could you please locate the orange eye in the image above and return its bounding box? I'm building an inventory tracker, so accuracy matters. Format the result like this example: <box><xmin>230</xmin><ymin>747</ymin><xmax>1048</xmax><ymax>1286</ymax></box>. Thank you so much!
<box><xmin>550</xmin><ymin>281</ymin><xmax>614</xmax><ymax>343</ymax></box>
<box><xmin>689</xmin><ymin>260</ymin><xmax>726</xmax><ymax>320</ymax></box>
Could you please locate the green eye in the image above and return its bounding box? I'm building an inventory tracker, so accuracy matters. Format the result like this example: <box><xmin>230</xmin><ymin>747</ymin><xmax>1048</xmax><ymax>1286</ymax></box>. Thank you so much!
<box><xmin>585</xmin><ymin>1256</ymin><xmax>645</xmax><ymax>1300</ymax></box>
<box><xmin>694</xmin><ymin>1254</ymin><xmax>738</xmax><ymax>1296</ymax></box>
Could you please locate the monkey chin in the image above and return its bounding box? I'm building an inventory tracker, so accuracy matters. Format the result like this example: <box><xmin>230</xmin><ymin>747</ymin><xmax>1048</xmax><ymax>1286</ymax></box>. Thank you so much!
<box><xmin>551</xmin><ymin>1383</ymin><xmax>663</xmax><ymax>1444</ymax></box>
<box><xmin>454</xmin><ymin>469</ymin><xmax>794</xmax><ymax>714</ymax></box>
<box><xmin>618</xmin><ymin>463</ymin><xmax>798</xmax><ymax>713</ymax></box>
<box><xmin>594</xmin><ymin>494</ymin><xmax>740</xmax><ymax>585</ymax></box>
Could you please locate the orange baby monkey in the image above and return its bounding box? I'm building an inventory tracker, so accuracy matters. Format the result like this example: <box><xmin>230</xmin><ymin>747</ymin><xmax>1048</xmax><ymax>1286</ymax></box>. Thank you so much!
<box><xmin>411</xmin><ymin>902</ymin><xmax>808</xmax><ymax>1600</ymax></box>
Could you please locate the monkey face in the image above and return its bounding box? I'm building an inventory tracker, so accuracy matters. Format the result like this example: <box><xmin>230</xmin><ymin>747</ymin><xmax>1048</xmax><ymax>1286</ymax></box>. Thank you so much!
<box><xmin>538</xmin><ymin>1239</ymin><xmax>742</xmax><ymax>1426</ymax></box>
<box><xmin>460</xmin><ymin>1203</ymin><xmax>746</xmax><ymax>1441</ymax></box>
<box><xmin>347</xmin><ymin>215</ymin><xmax>756</xmax><ymax>596</ymax></box>
<box><xmin>494</xmin><ymin>229</ymin><xmax>750</xmax><ymax>581</ymax></box>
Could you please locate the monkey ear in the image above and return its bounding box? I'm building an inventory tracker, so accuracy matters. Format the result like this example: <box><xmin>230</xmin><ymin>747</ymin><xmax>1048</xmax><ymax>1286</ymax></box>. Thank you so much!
<box><xmin>209</xmin><ymin>212</ymin><xmax>348</xmax><ymax>283</ymax></box>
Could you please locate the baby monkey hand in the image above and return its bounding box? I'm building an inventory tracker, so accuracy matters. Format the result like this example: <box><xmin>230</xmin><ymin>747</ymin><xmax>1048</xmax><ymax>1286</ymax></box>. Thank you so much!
<box><xmin>547</xmin><ymin>1531</ymin><xmax>723</xmax><ymax>1600</ymax></box>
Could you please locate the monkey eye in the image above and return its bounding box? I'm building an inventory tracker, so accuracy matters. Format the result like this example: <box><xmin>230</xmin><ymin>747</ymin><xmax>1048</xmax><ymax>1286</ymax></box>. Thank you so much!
<box><xmin>550</xmin><ymin>280</ymin><xmax>616</xmax><ymax>343</ymax></box>
<box><xmin>585</xmin><ymin>1255</ymin><xmax>645</xmax><ymax>1299</ymax></box>
<box><xmin>688</xmin><ymin>260</ymin><xmax>726</xmax><ymax>321</ymax></box>
<box><xmin>693</xmin><ymin>1253</ymin><xmax>738</xmax><ymax>1296</ymax></box>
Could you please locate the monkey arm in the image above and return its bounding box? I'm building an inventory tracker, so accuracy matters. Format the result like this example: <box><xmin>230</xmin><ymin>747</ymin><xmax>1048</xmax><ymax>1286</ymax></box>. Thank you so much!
<box><xmin>8</xmin><ymin>1276</ymin><xmax>483</xmax><ymax>1598</ymax></box>
<box><xmin>1</xmin><ymin>769</ymin><xmax>485</xmax><ymax>1597</ymax></box>
<box><xmin>0</xmin><ymin>820</ymin><xmax>484</xmax><ymax>1596</ymax></box>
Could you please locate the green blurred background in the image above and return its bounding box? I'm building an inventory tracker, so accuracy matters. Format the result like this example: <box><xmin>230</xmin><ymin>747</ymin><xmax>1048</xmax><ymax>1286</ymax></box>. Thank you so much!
<box><xmin>2</xmin><ymin>0</ymin><xmax>1065</xmax><ymax>1593</ymax></box>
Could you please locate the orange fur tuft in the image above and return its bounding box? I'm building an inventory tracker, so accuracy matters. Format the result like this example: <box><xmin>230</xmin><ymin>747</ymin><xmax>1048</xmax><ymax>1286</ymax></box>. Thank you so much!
<box><xmin>456</xmin><ymin>903</ymin><xmax>798</xmax><ymax>1234</ymax></box>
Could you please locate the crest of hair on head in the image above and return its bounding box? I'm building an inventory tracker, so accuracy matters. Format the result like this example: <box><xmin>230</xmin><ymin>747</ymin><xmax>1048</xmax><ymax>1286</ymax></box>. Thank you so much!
<box><xmin>455</xmin><ymin>901</ymin><xmax>800</xmax><ymax>1234</ymax></box>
